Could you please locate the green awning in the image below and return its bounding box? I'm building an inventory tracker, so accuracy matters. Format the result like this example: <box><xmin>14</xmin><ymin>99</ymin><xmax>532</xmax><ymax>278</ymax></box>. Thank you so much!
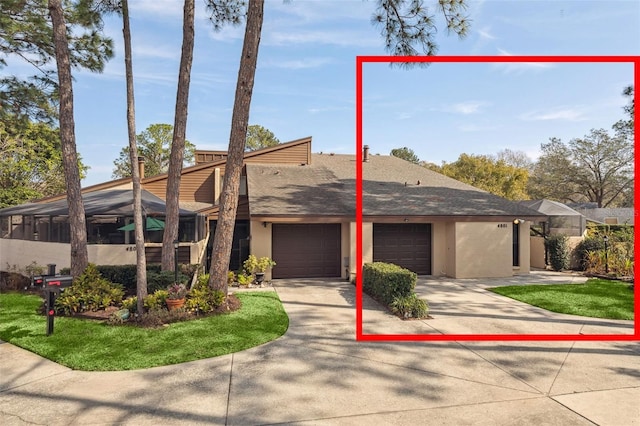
<box><xmin>117</xmin><ymin>217</ymin><xmax>165</xmax><ymax>232</ymax></box>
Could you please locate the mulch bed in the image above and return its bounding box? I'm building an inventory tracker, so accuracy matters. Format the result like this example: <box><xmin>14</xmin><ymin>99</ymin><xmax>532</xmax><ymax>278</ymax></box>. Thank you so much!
<box><xmin>65</xmin><ymin>294</ymin><xmax>243</xmax><ymax>325</ymax></box>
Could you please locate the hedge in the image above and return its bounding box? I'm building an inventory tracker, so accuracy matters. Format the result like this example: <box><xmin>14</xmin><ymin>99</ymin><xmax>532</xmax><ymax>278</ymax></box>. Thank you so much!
<box><xmin>545</xmin><ymin>234</ymin><xmax>570</xmax><ymax>271</ymax></box>
<box><xmin>362</xmin><ymin>262</ymin><xmax>417</xmax><ymax>305</ymax></box>
<box><xmin>59</xmin><ymin>264</ymin><xmax>190</xmax><ymax>295</ymax></box>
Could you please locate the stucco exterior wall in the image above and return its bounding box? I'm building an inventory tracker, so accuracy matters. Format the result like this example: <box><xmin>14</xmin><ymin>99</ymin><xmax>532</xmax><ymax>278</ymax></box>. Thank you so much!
<box><xmin>1</xmin><ymin>239</ymin><xmax>71</xmax><ymax>272</ymax></box>
<box><xmin>531</xmin><ymin>236</ymin><xmax>546</xmax><ymax>269</ymax></box>
<box><xmin>1</xmin><ymin>239</ymin><xmax>205</xmax><ymax>274</ymax></box>
<box><xmin>250</xmin><ymin>220</ymin><xmax>273</xmax><ymax>280</ymax></box>
<box><xmin>340</xmin><ymin>222</ymin><xmax>350</xmax><ymax>279</ymax></box>
<box><xmin>453</xmin><ymin>222</ymin><xmax>513</xmax><ymax>278</ymax></box>
<box><xmin>567</xmin><ymin>236</ymin><xmax>584</xmax><ymax>269</ymax></box>
<box><xmin>445</xmin><ymin>222</ymin><xmax>456</xmax><ymax>277</ymax></box>
<box><xmin>514</xmin><ymin>222</ymin><xmax>531</xmax><ymax>275</ymax></box>
<box><xmin>349</xmin><ymin>221</ymin><xmax>372</xmax><ymax>280</ymax></box>
<box><xmin>431</xmin><ymin>222</ymin><xmax>447</xmax><ymax>277</ymax></box>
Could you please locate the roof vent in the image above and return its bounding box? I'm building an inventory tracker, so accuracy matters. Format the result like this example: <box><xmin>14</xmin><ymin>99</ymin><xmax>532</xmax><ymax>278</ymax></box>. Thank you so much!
<box><xmin>363</xmin><ymin>145</ymin><xmax>370</xmax><ymax>162</ymax></box>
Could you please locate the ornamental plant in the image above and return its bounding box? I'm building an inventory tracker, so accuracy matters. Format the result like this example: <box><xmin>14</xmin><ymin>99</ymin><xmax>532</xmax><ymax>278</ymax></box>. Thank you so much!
<box><xmin>166</xmin><ymin>283</ymin><xmax>187</xmax><ymax>300</ymax></box>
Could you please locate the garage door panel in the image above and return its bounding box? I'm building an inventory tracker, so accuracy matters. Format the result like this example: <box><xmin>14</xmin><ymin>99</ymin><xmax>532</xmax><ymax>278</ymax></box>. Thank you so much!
<box><xmin>373</xmin><ymin>224</ymin><xmax>432</xmax><ymax>275</ymax></box>
<box><xmin>272</xmin><ymin>224</ymin><xmax>341</xmax><ymax>279</ymax></box>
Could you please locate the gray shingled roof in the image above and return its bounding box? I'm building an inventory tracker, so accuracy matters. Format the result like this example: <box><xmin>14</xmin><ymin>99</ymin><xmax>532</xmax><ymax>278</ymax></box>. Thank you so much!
<box><xmin>519</xmin><ymin>199</ymin><xmax>583</xmax><ymax>217</ymax></box>
<box><xmin>247</xmin><ymin>154</ymin><xmax>544</xmax><ymax>218</ymax></box>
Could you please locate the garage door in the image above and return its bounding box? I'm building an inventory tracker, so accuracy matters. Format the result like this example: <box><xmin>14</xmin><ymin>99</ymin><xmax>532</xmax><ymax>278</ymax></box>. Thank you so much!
<box><xmin>272</xmin><ymin>224</ymin><xmax>341</xmax><ymax>278</ymax></box>
<box><xmin>373</xmin><ymin>223</ymin><xmax>431</xmax><ymax>275</ymax></box>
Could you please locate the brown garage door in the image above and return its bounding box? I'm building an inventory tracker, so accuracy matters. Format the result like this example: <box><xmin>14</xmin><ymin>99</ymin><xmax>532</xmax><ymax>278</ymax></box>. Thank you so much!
<box><xmin>373</xmin><ymin>223</ymin><xmax>432</xmax><ymax>275</ymax></box>
<box><xmin>272</xmin><ymin>224</ymin><xmax>341</xmax><ymax>278</ymax></box>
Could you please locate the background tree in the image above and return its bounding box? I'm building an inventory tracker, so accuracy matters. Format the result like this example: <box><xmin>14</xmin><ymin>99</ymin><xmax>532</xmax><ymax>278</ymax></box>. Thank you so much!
<box><xmin>528</xmin><ymin>130</ymin><xmax>633</xmax><ymax>207</ymax></box>
<box><xmin>3</xmin><ymin>0</ymin><xmax>113</xmax><ymax>277</ymax></box>
<box><xmin>121</xmin><ymin>0</ymin><xmax>147</xmax><ymax>314</ymax></box>
<box><xmin>1</xmin><ymin>0</ymin><xmax>114</xmax><ymax>123</ymax></box>
<box><xmin>162</xmin><ymin>0</ymin><xmax>195</xmax><ymax>272</ymax></box>
<box><xmin>613</xmin><ymin>85</ymin><xmax>634</xmax><ymax>142</ymax></box>
<box><xmin>112</xmin><ymin>123</ymin><xmax>195</xmax><ymax>178</ymax></box>
<box><xmin>48</xmin><ymin>0</ymin><xmax>88</xmax><ymax>278</ymax></box>
<box><xmin>0</xmin><ymin>119</ymin><xmax>88</xmax><ymax>207</ymax></box>
<box><xmin>495</xmin><ymin>148</ymin><xmax>533</xmax><ymax>171</ymax></box>
<box><xmin>245</xmin><ymin>124</ymin><xmax>279</xmax><ymax>151</ymax></box>
<box><xmin>372</xmin><ymin>0</ymin><xmax>469</xmax><ymax>60</ymax></box>
<box><xmin>527</xmin><ymin>137</ymin><xmax>579</xmax><ymax>203</ymax></box>
<box><xmin>208</xmin><ymin>0</ymin><xmax>263</xmax><ymax>296</ymax></box>
<box><xmin>426</xmin><ymin>153</ymin><xmax>530</xmax><ymax>200</ymax></box>
<box><xmin>390</xmin><ymin>146</ymin><xmax>420</xmax><ymax>164</ymax></box>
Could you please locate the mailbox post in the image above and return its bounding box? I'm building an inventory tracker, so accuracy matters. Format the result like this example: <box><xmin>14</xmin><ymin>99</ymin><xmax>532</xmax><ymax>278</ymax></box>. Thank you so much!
<box><xmin>44</xmin><ymin>288</ymin><xmax>58</xmax><ymax>336</ymax></box>
<box><xmin>42</xmin><ymin>275</ymin><xmax>74</xmax><ymax>336</ymax></box>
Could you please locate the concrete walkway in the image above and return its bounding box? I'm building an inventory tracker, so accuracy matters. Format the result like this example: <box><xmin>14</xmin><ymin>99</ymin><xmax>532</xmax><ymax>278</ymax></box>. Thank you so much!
<box><xmin>1</xmin><ymin>272</ymin><xmax>638</xmax><ymax>425</ymax></box>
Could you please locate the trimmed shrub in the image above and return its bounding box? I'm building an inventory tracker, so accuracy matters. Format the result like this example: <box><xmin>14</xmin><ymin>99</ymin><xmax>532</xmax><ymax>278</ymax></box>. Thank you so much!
<box><xmin>390</xmin><ymin>294</ymin><xmax>429</xmax><ymax>319</ymax></box>
<box><xmin>55</xmin><ymin>264</ymin><xmax>125</xmax><ymax>315</ymax></box>
<box><xmin>185</xmin><ymin>274</ymin><xmax>226</xmax><ymax>314</ymax></box>
<box><xmin>574</xmin><ymin>237</ymin><xmax>604</xmax><ymax>271</ymax></box>
<box><xmin>121</xmin><ymin>296</ymin><xmax>138</xmax><ymax>314</ymax></box>
<box><xmin>363</xmin><ymin>262</ymin><xmax>417</xmax><ymax>305</ymax></box>
<box><xmin>59</xmin><ymin>264</ymin><xmax>164</xmax><ymax>295</ymax></box>
<box><xmin>545</xmin><ymin>234</ymin><xmax>570</xmax><ymax>271</ymax></box>
<box><xmin>144</xmin><ymin>290</ymin><xmax>168</xmax><ymax>311</ymax></box>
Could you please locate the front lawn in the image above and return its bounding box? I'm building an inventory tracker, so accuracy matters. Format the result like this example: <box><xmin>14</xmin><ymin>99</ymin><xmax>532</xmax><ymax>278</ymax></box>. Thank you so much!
<box><xmin>0</xmin><ymin>291</ymin><xmax>288</xmax><ymax>371</ymax></box>
<box><xmin>488</xmin><ymin>278</ymin><xmax>634</xmax><ymax>320</ymax></box>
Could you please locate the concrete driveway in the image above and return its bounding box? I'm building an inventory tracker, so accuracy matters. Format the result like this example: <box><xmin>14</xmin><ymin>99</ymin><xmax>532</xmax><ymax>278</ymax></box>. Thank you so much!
<box><xmin>1</xmin><ymin>273</ymin><xmax>638</xmax><ymax>425</ymax></box>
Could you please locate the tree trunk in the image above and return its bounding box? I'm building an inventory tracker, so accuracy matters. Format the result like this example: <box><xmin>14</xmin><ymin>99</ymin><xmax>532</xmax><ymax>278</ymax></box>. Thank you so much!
<box><xmin>122</xmin><ymin>0</ymin><xmax>147</xmax><ymax>312</ymax></box>
<box><xmin>48</xmin><ymin>0</ymin><xmax>88</xmax><ymax>278</ymax></box>
<box><xmin>162</xmin><ymin>0</ymin><xmax>195</xmax><ymax>271</ymax></box>
<box><xmin>208</xmin><ymin>0</ymin><xmax>264</xmax><ymax>295</ymax></box>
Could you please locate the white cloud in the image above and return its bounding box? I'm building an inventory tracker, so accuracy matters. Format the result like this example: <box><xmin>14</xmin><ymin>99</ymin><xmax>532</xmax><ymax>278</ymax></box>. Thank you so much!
<box><xmin>493</xmin><ymin>49</ymin><xmax>556</xmax><ymax>73</ymax></box>
<box><xmin>267</xmin><ymin>30</ymin><xmax>379</xmax><ymax>48</ymax></box>
<box><xmin>133</xmin><ymin>44</ymin><xmax>180</xmax><ymax>60</ymax></box>
<box><xmin>263</xmin><ymin>57</ymin><xmax>334</xmax><ymax>70</ymax></box>
<box><xmin>447</xmin><ymin>101</ymin><xmax>490</xmax><ymax>115</ymax></box>
<box><xmin>519</xmin><ymin>108</ymin><xmax>587</xmax><ymax>122</ymax></box>
<box><xmin>477</xmin><ymin>26</ymin><xmax>496</xmax><ymax>40</ymax></box>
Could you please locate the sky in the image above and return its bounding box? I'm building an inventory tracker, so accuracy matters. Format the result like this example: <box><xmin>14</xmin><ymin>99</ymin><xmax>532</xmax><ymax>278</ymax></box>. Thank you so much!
<box><xmin>12</xmin><ymin>0</ymin><xmax>640</xmax><ymax>186</ymax></box>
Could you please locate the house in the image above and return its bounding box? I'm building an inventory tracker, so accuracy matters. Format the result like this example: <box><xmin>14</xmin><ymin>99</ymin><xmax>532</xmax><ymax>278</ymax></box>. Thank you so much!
<box><xmin>519</xmin><ymin>199</ymin><xmax>587</xmax><ymax>269</ymax></box>
<box><xmin>0</xmin><ymin>137</ymin><xmax>544</xmax><ymax>279</ymax></box>
<box><xmin>567</xmin><ymin>203</ymin><xmax>634</xmax><ymax>226</ymax></box>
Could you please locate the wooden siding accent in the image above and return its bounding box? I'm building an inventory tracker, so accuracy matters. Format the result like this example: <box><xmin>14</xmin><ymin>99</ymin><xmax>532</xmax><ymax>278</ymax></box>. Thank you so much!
<box><xmin>203</xmin><ymin>196</ymin><xmax>250</xmax><ymax>221</ymax></box>
<box><xmin>145</xmin><ymin>246</ymin><xmax>190</xmax><ymax>264</ymax></box>
<box><xmin>245</xmin><ymin>141</ymin><xmax>310</xmax><ymax>165</ymax></box>
<box><xmin>143</xmin><ymin>167</ymin><xmax>218</xmax><ymax>204</ymax></box>
<box><xmin>142</xmin><ymin>137</ymin><xmax>311</xmax><ymax>205</ymax></box>
<box><xmin>195</xmin><ymin>150</ymin><xmax>228</xmax><ymax>164</ymax></box>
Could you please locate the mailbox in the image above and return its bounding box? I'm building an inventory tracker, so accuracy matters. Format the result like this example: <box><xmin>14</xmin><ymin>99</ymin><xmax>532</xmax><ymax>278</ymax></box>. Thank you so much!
<box><xmin>44</xmin><ymin>275</ymin><xmax>74</xmax><ymax>289</ymax></box>
<box><xmin>31</xmin><ymin>275</ymin><xmax>45</xmax><ymax>287</ymax></box>
<box><xmin>41</xmin><ymin>274</ymin><xmax>73</xmax><ymax>336</ymax></box>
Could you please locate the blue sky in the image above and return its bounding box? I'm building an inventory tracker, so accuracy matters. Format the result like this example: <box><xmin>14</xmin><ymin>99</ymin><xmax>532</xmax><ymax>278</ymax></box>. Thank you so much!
<box><xmin>33</xmin><ymin>1</ymin><xmax>640</xmax><ymax>185</ymax></box>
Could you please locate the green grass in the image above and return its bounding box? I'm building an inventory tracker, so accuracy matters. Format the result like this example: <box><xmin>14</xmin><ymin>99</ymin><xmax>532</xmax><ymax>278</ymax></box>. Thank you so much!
<box><xmin>0</xmin><ymin>291</ymin><xmax>288</xmax><ymax>371</ymax></box>
<box><xmin>488</xmin><ymin>278</ymin><xmax>634</xmax><ymax>320</ymax></box>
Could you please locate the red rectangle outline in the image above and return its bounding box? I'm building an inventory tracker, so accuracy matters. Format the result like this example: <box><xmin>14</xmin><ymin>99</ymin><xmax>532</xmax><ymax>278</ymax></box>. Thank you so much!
<box><xmin>355</xmin><ymin>55</ymin><xmax>639</xmax><ymax>342</ymax></box>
